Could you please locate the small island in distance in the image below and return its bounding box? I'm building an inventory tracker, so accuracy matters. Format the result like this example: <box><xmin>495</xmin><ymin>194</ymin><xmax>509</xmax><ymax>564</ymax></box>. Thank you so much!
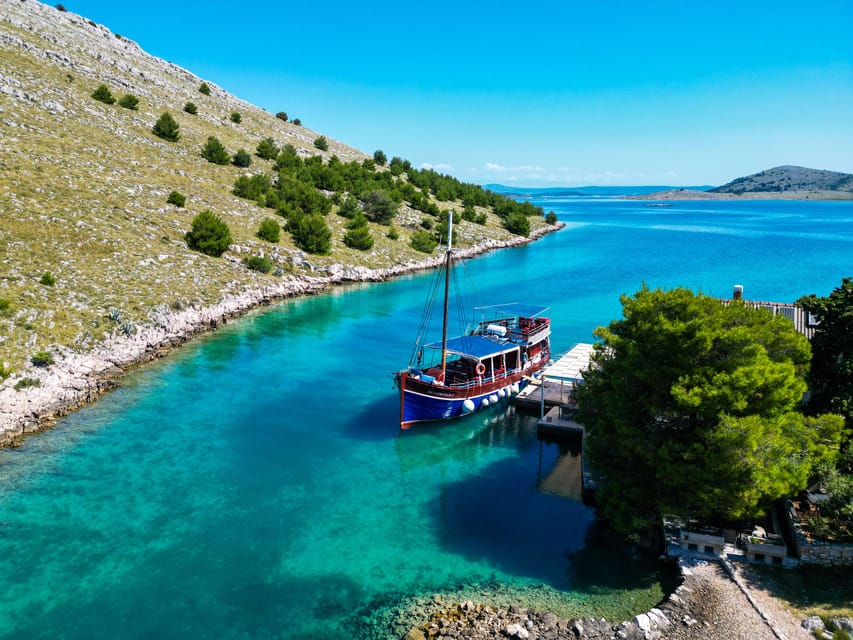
<box><xmin>628</xmin><ymin>165</ymin><xmax>853</xmax><ymax>201</ymax></box>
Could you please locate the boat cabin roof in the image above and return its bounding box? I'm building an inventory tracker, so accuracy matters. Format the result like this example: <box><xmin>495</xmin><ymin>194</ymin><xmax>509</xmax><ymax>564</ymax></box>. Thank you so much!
<box><xmin>473</xmin><ymin>303</ymin><xmax>549</xmax><ymax>320</ymax></box>
<box><xmin>425</xmin><ymin>335</ymin><xmax>519</xmax><ymax>360</ymax></box>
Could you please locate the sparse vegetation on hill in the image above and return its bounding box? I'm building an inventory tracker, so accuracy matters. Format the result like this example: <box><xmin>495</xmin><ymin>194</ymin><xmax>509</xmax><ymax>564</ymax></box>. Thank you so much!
<box><xmin>712</xmin><ymin>165</ymin><xmax>853</xmax><ymax>194</ymax></box>
<box><xmin>0</xmin><ymin>0</ymin><xmax>554</xmax><ymax>381</ymax></box>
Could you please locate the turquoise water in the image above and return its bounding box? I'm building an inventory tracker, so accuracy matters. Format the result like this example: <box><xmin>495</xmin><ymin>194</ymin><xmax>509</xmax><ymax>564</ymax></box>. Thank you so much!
<box><xmin>1</xmin><ymin>199</ymin><xmax>850</xmax><ymax>638</ymax></box>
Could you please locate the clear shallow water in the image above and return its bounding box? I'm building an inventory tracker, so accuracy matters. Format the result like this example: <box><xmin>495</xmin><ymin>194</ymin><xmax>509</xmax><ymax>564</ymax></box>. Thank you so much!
<box><xmin>1</xmin><ymin>199</ymin><xmax>850</xmax><ymax>638</ymax></box>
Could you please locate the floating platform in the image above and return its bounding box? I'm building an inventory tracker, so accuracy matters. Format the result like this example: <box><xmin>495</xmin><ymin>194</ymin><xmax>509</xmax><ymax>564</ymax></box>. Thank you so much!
<box><xmin>537</xmin><ymin>406</ymin><xmax>583</xmax><ymax>436</ymax></box>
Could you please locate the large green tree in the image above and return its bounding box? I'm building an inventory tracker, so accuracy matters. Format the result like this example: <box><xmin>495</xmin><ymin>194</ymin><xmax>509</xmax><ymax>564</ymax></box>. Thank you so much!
<box><xmin>577</xmin><ymin>286</ymin><xmax>845</xmax><ymax>534</ymax></box>
<box><xmin>798</xmin><ymin>277</ymin><xmax>853</xmax><ymax>427</ymax></box>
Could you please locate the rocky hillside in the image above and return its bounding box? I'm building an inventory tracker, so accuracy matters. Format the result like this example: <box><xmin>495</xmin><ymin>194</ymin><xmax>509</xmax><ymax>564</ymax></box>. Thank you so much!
<box><xmin>711</xmin><ymin>165</ymin><xmax>853</xmax><ymax>194</ymax></box>
<box><xmin>0</xmin><ymin>0</ymin><xmax>551</xmax><ymax>383</ymax></box>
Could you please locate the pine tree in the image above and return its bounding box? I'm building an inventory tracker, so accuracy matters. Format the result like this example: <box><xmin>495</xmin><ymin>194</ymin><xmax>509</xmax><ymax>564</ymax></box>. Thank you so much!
<box><xmin>201</xmin><ymin>136</ymin><xmax>230</xmax><ymax>165</ymax></box>
<box><xmin>91</xmin><ymin>84</ymin><xmax>116</xmax><ymax>105</ymax></box>
<box><xmin>152</xmin><ymin>112</ymin><xmax>180</xmax><ymax>141</ymax></box>
<box><xmin>343</xmin><ymin>212</ymin><xmax>373</xmax><ymax>250</ymax></box>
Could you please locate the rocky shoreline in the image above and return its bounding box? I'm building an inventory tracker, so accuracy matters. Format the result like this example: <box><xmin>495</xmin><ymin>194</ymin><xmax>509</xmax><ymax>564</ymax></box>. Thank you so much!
<box><xmin>373</xmin><ymin>558</ymin><xmax>813</xmax><ymax>640</ymax></box>
<box><xmin>0</xmin><ymin>224</ymin><xmax>561</xmax><ymax>447</ymax></box>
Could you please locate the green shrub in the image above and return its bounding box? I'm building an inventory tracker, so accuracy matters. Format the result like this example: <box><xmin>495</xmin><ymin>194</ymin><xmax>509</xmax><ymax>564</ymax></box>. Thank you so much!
<box><xmin>233</xmin><ymin>173</ymin><xmax>272</xmax><ymax>202</ymax></box>
<box><xmin>420</xmin><ymin>217</ymin><xmax>433</xmax><ymax>230</ymax></box>
<box><xmin>15</xmin><ymin>377</ymin><xmax>40</xmax><ymax>390</ymax></box>
<box><xmin>475</xmin><ymin>212</ymin><xmax>488</xmax><ymax>225</ymax></box>
<box><xmin>185</xmin><ymin>210</ymin><xmax>232</xmax><ymax>257</ymax></box>
<box><xmin>257</xmin><ymin>218</ymin><xmax>281</xmax><ymax>243</ymax></box>
<box><xmin>0</xmin><ymin>297</ymin><xmax>11</xmax><ymax>316</ymax></box>
<box><xmin>373</xmin><ymin>150</ymin><xmax>387</xmax><ymax>165</ymax></box>
<box><xmin>167</xmin><ymin>190</ymin><xmax>186</xmax><ymax>207</ymax></box>
<box><xmin>337</xmin><ymin>195</ymin><xmax>360</xmax><ymax>218</ymax></box>
<box><xmin>183</xmin><ymin>101</ymin><xmax>198</xmax><ymax>115</ymax></box>
<box><xmin>201</xmin><ymin>136</ymin><xmax>230</xmax><ymax>165</ymax></box>
<box><xmin>152</xmin><ymin>111</ymin><xmax>180</xmax><ymax>141</ymax></box>
<box><xmin>31</xmin><ymin>351</ymin><xmax>54</xmax><ymax>367</ymax></box>
<box><xmin>386</xmin><ymin>226</ymin><xmax>399</xmax><ymax>240</ymax></box>
<box><xmin>462</xmin><ymin>205</ymin><xmax>477</xmax><ymax>222</ymax></box>
<box><xmin>56</xmin><ymin>3</ymin><xmax>67</xmax><ymax>11</ymax></box>
<box><xmin>410</xmin><ymin>230</ymin><xmax>438</xmax><ymax>253</ymax></box>
<box><xmin>343</xmin><ymin>212</ymin><xmax>374</xmax><ymax>250</ymax></box>
<box><xmin>199</xmin><ymin>82</ymin><xmax>211</xmax><ymax>95</ymax></box>
<box><xmin>362</xmin><ymin>189</ymin><xmax>397</xmax><ymax>225</ymax></box>
<box><xmin>118</xmin><ymin>93</ymin><xmax>139</xmax><ymax>110</ymax></box>
<box><xmin>40</xmin><ymin>271</ymin><xmax>56</xmax><ymax>286</ymax></box>
<box><xmin>292</xmin><ymin>118</ymin><xmax>302</xmax><ymax>126</ymax></box>
<box><xmin>545</xmin><ymin>211</ymin><xmax>558</xmax><ymax>224</ymax></box>
<box><xmin>244</xmin><ymin>255</ymin><xmax>272</xmax><ymax>273</ymax></box>
<box><xmin>91</xmin><ymin>84</ymin><xmax>116</xmax><ymax>105</ymax></box>
<box><xmin>0</xmin><ymin>363</ymin><xmax>11</xmax><ymax>379</ymax></box>
<box><xmin>389</xmin><ymin>156</ymin><xmax>406</xmax><ymax>176</ymax></box>
<box><xmin>256</xmin><ymin>137</ymin><xmax>279</xmax><ymax>160</ymax></box>
<box><xmin>232</xmin><ymin>149</ymin><xmax>252</xmax><ymax>168</ymax></box>
<box><xmin>275</xmin><ymin>111</ymin><xmax>288</xmax><ymax>122</ymax></box>
<box><xmin>230</xmin><ymin>111</ymin><xmax>242</xmax><ymax>124</ymax></box>
<box><xmin>503</xmin><ymin>211</ymin><xmax>530</xmax><ymax>236</ymax></box>
<box><xmin>314</xmin><ymin>135</ymin><xmax>329</xmax><ymax>151</ymax></box>
<box><xmin>291</xmin><ymin>214</ymin><xmax>332</xmax><ymax>255</ymax></box>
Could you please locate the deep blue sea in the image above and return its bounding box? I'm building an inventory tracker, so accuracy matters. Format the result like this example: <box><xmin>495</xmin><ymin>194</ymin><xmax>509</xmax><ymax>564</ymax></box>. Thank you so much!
<box><xmin>1</xmin><ymin>198</ymin><xmax>850</xmax><ymax>638</ymax></box>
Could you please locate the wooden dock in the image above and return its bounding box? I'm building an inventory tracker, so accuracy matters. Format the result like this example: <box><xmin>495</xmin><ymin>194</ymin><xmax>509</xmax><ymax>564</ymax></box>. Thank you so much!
<box><xmin>514</xmin><ymin>343</ymin><xmax>594</xmax><ymax>436</ymax></box>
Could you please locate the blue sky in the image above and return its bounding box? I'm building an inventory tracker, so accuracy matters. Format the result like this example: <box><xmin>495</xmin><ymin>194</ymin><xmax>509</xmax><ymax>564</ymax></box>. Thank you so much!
<box><xmin>65</xmin><ymin>0</ymin><xmax>853</xmax><ymax>186</ymax></box>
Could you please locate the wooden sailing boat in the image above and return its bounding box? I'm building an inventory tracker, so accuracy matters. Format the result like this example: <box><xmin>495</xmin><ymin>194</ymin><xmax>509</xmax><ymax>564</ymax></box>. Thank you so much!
<box><xmin>395</xmin><ymin>213</ymin><xmax>552</xmax><ymax>428</ymax></box>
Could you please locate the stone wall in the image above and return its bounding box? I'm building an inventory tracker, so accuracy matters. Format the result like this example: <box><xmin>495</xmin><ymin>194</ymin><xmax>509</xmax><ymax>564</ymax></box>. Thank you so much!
<box><xmin>786</xmin><ymin>500</ymin><xmax>853</xmax><ymax>567</ymax></box>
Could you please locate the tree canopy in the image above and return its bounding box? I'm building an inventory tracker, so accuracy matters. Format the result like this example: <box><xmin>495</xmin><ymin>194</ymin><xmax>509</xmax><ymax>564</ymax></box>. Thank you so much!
<box><xmin>576</xmin><ymin>286</ymin><xmax>845</xmax><ymax>535</ymax></box>
<box><xmin>798</xmin><ymin>277</ymin><xmax>853</xmax><ymax>427</ymax></box>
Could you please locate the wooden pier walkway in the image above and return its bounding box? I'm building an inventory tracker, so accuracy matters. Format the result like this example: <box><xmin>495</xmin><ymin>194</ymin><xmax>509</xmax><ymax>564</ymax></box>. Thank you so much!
<box><xmin>515</xmin><ymin>343</ymin><xmax>594</xmax><ymax>435</ymax></box>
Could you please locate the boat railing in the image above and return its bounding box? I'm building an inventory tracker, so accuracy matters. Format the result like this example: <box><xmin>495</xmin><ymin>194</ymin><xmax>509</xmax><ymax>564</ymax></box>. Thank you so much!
<box><xmin>441</xmin><ymin>365</ymin><xmax>524</xmax><ymax>389</ymax></box>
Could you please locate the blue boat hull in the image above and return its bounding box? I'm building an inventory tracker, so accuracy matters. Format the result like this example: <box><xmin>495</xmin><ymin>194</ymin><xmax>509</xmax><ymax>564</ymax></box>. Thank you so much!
<box><xmin>400</xmin><ymin>377</ymin><xmax>532</xmax><ymax>427</ymax></box>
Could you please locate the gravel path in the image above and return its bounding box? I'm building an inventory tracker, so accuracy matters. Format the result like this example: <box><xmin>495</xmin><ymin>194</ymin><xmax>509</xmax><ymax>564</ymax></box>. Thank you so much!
<box><xmin>665</xmin><ymin>561</ymin><xmax>808</xmax><ymax>640</ymax></box>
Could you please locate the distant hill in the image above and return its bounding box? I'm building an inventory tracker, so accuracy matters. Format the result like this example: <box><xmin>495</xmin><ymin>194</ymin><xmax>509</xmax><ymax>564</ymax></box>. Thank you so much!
<box><xmin>485</xmin><ymin>184</ymin><xmax>714</xmax><ymax>197</ymax></box>
<box><xmin>711</xmin><ymin>165</ymin><xmax>853</xmax><ymax>194</ymax></box>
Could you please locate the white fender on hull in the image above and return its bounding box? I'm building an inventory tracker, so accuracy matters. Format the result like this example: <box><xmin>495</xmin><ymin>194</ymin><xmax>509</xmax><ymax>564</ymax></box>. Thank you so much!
<box><xmin>462</xmin><ymin>399</ymin><xmax>475</xmax><ymax>413</ymax></box>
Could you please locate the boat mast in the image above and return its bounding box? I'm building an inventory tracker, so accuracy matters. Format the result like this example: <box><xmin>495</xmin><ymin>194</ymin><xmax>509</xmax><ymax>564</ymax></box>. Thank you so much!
<box><xmin>439</xmin><ymin>212</ymin><xmax>453</xmax><ymax>381</ymax></box>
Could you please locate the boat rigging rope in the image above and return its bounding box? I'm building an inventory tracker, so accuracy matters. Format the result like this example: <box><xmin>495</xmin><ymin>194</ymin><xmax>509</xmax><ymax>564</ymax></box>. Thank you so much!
<box><xmin>409</xmin><ymin>262</ymin><xmax>445</xmax><ymax>366</ymax></box>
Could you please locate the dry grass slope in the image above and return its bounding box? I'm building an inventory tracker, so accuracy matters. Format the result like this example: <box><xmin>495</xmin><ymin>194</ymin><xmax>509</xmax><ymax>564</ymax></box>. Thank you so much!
<box><xmin>0</xmin><ymin>0</ymin><xmax>544</xmax><ymax>380</ymax></box>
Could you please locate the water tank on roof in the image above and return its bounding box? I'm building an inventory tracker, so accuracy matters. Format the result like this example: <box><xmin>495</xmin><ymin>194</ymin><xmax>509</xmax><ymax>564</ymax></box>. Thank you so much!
<box><xmin>486</xmin><ymin>324</ymin><xmax>507</xmax><ymax>337</ymax></box>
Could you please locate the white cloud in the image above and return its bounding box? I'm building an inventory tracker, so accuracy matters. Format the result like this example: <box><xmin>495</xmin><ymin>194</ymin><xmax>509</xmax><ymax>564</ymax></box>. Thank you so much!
<box><xmin>482</xmin><ymin>163</ymin><xmax>544</xmax><ymax>174</ymax></box>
